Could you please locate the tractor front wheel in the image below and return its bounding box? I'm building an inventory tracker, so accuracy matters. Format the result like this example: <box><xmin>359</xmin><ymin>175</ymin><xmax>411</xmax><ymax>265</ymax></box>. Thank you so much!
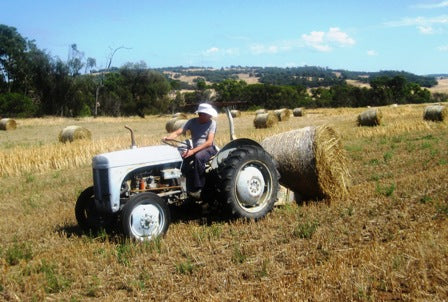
<box><xmin>121</xmin><ymin>192</ymin><xmax>171</xmax><ymax>241</ymax></box>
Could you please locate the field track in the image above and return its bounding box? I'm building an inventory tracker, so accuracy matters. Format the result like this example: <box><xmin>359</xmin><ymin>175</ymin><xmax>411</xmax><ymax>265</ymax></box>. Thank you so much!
<box><xmin>1</xmin><ymin>103</ymin><xmax>447</xmax><ymax>300</ymax></box>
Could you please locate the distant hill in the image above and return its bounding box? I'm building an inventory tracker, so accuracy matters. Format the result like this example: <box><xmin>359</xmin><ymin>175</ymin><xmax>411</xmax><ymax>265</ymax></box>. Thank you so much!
<box><xmin>155</xmin><ymin>66</ymin><xmax>438</xmax><ymax>88</ymax></box>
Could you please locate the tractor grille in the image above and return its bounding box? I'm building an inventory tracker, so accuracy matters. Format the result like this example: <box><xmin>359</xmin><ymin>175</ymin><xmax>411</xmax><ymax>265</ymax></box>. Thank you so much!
<box><xmin>93</xmin><ymin>168</ymin><xmax>110</xmax><ymax>204</ymax></box>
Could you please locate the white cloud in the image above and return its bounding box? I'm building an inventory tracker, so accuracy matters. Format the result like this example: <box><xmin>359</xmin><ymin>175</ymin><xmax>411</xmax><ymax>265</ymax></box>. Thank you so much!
<box><xmin>202</xmin><ymin>47</ymin><xmax>239</xmax><ymax>57</ymax></box>
<box><xmin>367</xmin><ymin>50</ymin><xmax>378</xmax><ymax>56</ymax></box>
<box><xmin>327</xmin><ymin>27</ymin><xmax>355</xmax><ymax>45</ymax></box>
<box><xmin>384</xmin><ymin>15</ymin><xmax>448</xmax><ymax>33</ymax></box>
<box><xmin>418</xmin><ymin>25</ymin><xmax>434</xmax><ymax>34</ymax></box>
<box><xmin>224</xmin><ymin>48</ymin><xmax>240</xmax><ymax>56</ymax></box>
<box><xmin>413</xmin><ymin>1</ymin><xmax>448</xmax><ymax>9</ymax></box>
<box><xmin>301</xmin><ymin>27</ymin><xmax>355</xmax><ymax>52</ymax></box>
<box><xmin>437</xmin><ymin>45</ymin><xmax>448</xmax><ymax>51</ymax></box>
<box><xmin>249</xmin><ymin>42</ymin><xmax>294</xmax><ymax>55</ymax></box>
<box><xmin>203</xmin><ymin>47</ymin><xmax>219</xmax><ymax>55</ymax></box>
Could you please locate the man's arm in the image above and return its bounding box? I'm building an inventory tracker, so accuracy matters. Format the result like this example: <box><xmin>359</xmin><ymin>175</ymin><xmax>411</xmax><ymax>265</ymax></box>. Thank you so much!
<box><xmin>163</xmin><ymin>127</ymin><xmax>184</xmax><ymax>141</ymax></box>
<box><xmin>182</xmin><ymin>131</ymin><xmax>215</xmax><ymax>158</ymax></box>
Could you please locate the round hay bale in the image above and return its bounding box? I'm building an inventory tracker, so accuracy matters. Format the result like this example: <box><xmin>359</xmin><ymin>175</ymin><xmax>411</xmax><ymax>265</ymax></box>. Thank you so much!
<box><xmin>230</xmin><ymin>109</ymin><xmax>241</xmax><ymax>118</ymax></box>
<box><xmin>253</xmin><ymin>112</ymin><xmax>278</xmax><ymax>129</ymax></box>
<box><xmin>165</xmin><ymin>118</ymin><xmax>187</xmax><ymax>133</ymax></box>
<box><xmin>173</xmin><ymin>112</ymin><xmax>188</xmax><ymax>119</ymax></box>
<box><xmin>261</xmin><ymin>126</ymin><xmax>350</xmax><ymax>201</ymax></box>
<box><xmin>58</xmin><ymin>125</ymin><xmax>91</xmax><ymax>143</ymax></box>
<box><xmin>357</xmin><ymin>108</ymin><xmax>382</xmax><ymax>126</ymax></box>
<box><xmin>293</xmin><ymin>107</ymin><xmax>305</xmax><ymax>117</ymax></box>
<box><xmin>423</xmin><ymin>105</ymin><xmax>447</xmax><ymax>122</ymax></box>
<box><xmin>0</xmin><ymin>118</ymin><xmax>17</xmax><ymax>130</ymax></box>
<box><xmin>274</xmin><ymin>108</ymin><xmax>291</xmax><ymax>121</ymax></box>
<box><xmin>255</xmin><ymin>109</ymin><xmax>267</xmax><ymax>115</ymax></box>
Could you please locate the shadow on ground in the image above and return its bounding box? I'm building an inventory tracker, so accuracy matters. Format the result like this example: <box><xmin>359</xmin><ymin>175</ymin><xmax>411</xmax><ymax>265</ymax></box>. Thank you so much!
<box><xmin>56</xmin><ymin>200</ymin><xmax>230</xmax><ymax>242</ymax></box>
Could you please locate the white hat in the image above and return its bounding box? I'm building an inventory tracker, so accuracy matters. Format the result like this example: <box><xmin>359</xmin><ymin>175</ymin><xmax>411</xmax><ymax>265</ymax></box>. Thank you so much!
<box><xmin>195</xmin><ymin>103</ymin><xmax>218</xmax><ymax>117</ymax></box>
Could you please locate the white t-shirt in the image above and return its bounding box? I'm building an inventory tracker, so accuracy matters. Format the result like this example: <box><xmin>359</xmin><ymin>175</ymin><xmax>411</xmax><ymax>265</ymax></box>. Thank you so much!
<box><xmin>183</xmin><ymin>118</ymin><xmax>217</xmax><ymax>148</ymax></box>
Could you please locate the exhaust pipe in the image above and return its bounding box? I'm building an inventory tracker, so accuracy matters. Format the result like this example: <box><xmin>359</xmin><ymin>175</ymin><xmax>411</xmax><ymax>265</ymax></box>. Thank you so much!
<box><xmin>124</xmin><ymin>125</ymin><xmax>137</xmax><ymax>149</ymax></box>
<box><xmin>225</xmin><ymin>107</ymin><xmax>237</xmax><ymax>141</ymax></box>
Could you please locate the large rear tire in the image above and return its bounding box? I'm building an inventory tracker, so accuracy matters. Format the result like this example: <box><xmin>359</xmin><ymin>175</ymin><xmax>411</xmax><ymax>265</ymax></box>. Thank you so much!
<box><xmin>75</xmin><ymin>186</ymin><xmax>112</xmax><ymax>233</ymax></box>
<box><xmin>121</xmin><ymin>192</ymin><xmax>171</xmax><ymax>241</ymax></box>
<box><xmin>218</xmin><ymin>145</ymin><xmax>280</xmax><ymax>219</ymax></box>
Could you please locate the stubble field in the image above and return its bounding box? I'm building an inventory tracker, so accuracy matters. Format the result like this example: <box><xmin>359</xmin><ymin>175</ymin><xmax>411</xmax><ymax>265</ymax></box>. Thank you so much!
<box><xmin>1</xmin><ymin>103</ymin><xmax>448</xmax><ymax>301</ymax></box>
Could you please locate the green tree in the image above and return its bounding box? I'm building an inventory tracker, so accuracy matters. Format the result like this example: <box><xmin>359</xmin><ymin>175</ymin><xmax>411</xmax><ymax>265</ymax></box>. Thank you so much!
<box><xmin>0</xmin><ymin>24</ymin><xmax>29</xmax><ymax>93</ymax></box>
<box><xmin>0</xmin><ymin>92</ymin><xmax>37</xmax><ymax>117</ymax></box>
<box><xmin>213</xmin><ymin>79</ymin><xmax>247</xmax><ymax>104</ymax></box>
<box><xmin>120</xmin><ymin>62</ymin><xmax>170</xmax><ymax>116</ymax></box>
<box><xmin>67</xmin><ymin>44</ymin><xmax>84</xmax><ymax>77</ymax></box>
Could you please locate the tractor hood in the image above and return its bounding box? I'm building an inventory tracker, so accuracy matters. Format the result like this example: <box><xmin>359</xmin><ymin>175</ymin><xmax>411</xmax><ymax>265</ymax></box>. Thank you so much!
<box><xmin>92</xmin><ymin>145</ymin><xmax>182</xmax><ymax>169</ymax></box>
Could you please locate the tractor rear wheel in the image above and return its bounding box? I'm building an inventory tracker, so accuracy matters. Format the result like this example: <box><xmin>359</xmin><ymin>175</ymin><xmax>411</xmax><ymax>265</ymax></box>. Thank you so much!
<box><xmin>218</xmin><ymin>145</ymin><xmax>279</xmax><ymax>219</ymax></box>
<box><xmin>121</xmin><ymin>192</ymin><xmax>171</xmax><ymax>241</ymax></box>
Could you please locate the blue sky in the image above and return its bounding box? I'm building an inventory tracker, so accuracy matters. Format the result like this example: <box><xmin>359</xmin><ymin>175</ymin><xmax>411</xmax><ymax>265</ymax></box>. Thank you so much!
<box><xmin>2</xmin><ymin>0</ymin><xmax>448</xmax><ymax>75</ymax></box>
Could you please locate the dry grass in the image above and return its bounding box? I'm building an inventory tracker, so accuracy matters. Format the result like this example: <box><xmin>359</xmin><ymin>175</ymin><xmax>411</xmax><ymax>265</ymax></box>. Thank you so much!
<box><xmin>1</xmin><ymin>104</ymin><xmax>448</xmax><ymax>300</ymax></box>
<box><xmin>429</xmin><ymin>78</ymin><xmax>448</xmax><ymax>94</ymax></box>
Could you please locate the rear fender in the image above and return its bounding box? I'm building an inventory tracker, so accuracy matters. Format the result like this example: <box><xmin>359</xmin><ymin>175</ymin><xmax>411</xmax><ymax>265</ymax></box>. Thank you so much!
<box><xmin>210</xmin><ymin>138</ymin><xmax>263</xmax><ymax>170</ymax></box>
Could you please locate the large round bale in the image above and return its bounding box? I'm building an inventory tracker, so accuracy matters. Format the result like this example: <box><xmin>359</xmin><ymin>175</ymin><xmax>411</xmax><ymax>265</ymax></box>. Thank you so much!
<box><xmin>253</xmin><ymin>112</ymin><xmax>278</xmax><ymax>129</ymax></box>
<box><xmin>165</xmin><ymin>118</ymin><xmax>187</xmax><ymax>133</ymax></box>
<box><xmin>58</xmin><ymin>125</ymin><xmax>91</xmax><ymax>143</ymax></box>
<box><xmin>274</xmin><ymin>108</ymin><xmax>291</xmax><ymax>121</ymax></box>
<box><xmin>261</xmin><ymin>126</ymin><xmax>350</xmax><ymax>201</ymax></box>
<box><xmin>423</xmin><ymin>105</ymin><xmax>447</xmax><ymax>122</ymax></box>
<box><xmin>0</xmin><ymin>118</ymin><xmax>17</xmax><ymax>130</ymax></box>
<box><xmin>230</xmin><ymin>109</ymin><xmax>241</xmax><ymax>118</ymax></box>
<box><xmin>293</xmin><ymin>107</ymin><xmax>305</xmax><ymax>117</ymax></box>
<box><xmin>172</xmin><ymin>112</ymin><xmax>188</xmax><ymax>119</ymax></box>
<box><xmin>255</xmin><ymin>109</ymin><xmax>267</xmax><ymax>115</ymax></box>
<box><xmin>357</xmin><ymin>108</ymin><xmax>382</xmax><ymax>126</ymax></box>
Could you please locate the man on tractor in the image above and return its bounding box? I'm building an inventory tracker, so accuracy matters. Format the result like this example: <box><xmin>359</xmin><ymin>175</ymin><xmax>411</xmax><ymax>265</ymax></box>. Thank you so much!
<box><xmin>163</xmin><ymin>103</ymin><xmax>218</xmax><ymax>199</ymax></box>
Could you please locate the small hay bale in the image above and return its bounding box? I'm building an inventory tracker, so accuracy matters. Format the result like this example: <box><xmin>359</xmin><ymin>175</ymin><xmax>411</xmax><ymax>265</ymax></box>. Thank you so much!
<box><xmin>230</xmin><ymin>109</ymin><xmax>241</xmax><ymax>118</ymax></box>
<box><xmin>165</xmin><ymin>118</ymin><xmax>187</xmax><ymax>133</ymax></box>
<box><xmin>293</xmin><ymin>107</ymin><xmax>305</xmax><ymax>117</ymax></box>
<box><xmin>0</xmin><ymin>118</ymin><xmax>17</xmax><ymax>130</ymax></box>
<box><xmin>274</xmin><ymin>108</ymin><xmax>291</xmax><ymax>121</ymax></box>
<box><xmin>423</xmin><ymin>105</ymin><xmax>447</xmax><ymax>122</ymax></box>
<box><xmin>261</xmin><ymin>125</ymin><xmax>350</xmax><ymax>201</ymax></box>
<box><xmin>58</xmin><ymin>125</ymin><xmax>91</xmax><ymax>143</ymax></box>
<box><xmin>173</xmin><ymin>112</ymin><xmax>188</xmax><ymax>119</ymax></box>
<box><xmin>357</xmin><ymin>108</ymin><xmax>382</xmax><ymax>126</ymax></box>
<box><xmin>253</xmin><ymin>112</ymin><xmax>278</xmax><ymax>129</ymax></box>
<box><xmin>255</xmin><ymin>109</ymin><xmax>267</xmax><ymax>115</ymax></box>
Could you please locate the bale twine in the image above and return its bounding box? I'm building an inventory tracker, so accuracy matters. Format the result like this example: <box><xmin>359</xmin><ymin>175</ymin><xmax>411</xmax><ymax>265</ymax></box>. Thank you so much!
<box><xmin>255</xmin><ymin>109</ymin><xmax>267</xmax><ymax>115</ymax></box>
<box><xmin>274</xmin><ymin>108</ymin><xmax>291</xmax><ymax>121</ymax></box>
<box><xmin>423</xmin><ymin>105</ymin><xmax>447</xmax><ymax>122</ymax></box>
<box><xmin>253</xmin><ymin>112</ymin><xmax>278</xmax><ymax>129</ymax></box>
<box><xmin>58</xmin><ymin>125</ymin><xmax>91</xmax><ymax>143</ymax></box>
<box><xmin>165</xmin><ymin>118</ymin><xmax>187</xmax><ymax>133</ymax></box>
<box><xmin>293</xmin><ymin>107</ymin><xmax>305</xmax><ymax>117</ymax></box>
<box><xmin>0</xmin><ymin>118</ymin><xmax>17</xmax><ymax>130</ymax></box>
<box><xmin>261</xmin><ymin>125</ymin><xmax>350</xmax><ymax>201</ymax></box>
<box><xmin>230</xmin><ymin>109</ymin><xmax>241</xmax><ymax>118</ymax></box>
<box><xmin>357</xmin><ymin>108</ymin><xmax>382</xmax><ymax>126</ymax></box>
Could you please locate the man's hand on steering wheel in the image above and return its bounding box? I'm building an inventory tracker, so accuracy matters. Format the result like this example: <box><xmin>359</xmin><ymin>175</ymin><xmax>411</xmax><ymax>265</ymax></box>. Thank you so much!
<box><xmin>162</xmin><ymin>138</ymin><xmax>190</xmax><ymax>149</ymax></box>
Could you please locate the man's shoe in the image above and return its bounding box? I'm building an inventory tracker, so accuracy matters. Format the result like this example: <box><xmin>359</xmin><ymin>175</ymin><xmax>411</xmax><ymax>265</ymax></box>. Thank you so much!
<box><xmin>188</xmin><ymin>190</ymin><xmax>202</xmax><ymax>200</ymax></box>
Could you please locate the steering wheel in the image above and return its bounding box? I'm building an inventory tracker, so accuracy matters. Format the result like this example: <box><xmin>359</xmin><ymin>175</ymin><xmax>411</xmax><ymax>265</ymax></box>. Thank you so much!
<box><xmin>162</xmin><ymin>139</ymin><xmax>191</xmax><ymax>149</ymax></box>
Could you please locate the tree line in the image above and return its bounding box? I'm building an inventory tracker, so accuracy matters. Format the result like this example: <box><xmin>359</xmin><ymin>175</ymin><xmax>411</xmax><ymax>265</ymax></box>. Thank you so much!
<box><xmin>0</xmin><ymin>24</ymin><xmax>445</xmax><ymax>118</ymax></box>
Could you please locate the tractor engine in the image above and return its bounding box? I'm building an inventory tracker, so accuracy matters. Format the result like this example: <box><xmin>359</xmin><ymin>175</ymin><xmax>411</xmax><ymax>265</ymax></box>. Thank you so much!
<box><xmin>92</xmin><ymin>145</ymin><xmax>184</xmax><ymax>213</ymax></box>
<box><xmin>120</xmin><ymin>167</ymin><xmax>185</xmax><ymax>200</ymax></box>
